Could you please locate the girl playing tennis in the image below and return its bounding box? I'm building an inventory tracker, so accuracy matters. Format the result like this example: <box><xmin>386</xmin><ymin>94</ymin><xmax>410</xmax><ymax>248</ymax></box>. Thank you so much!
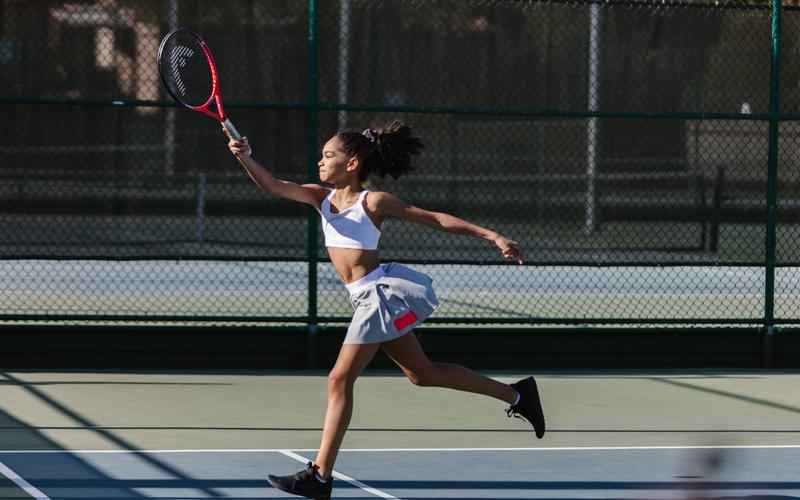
<box><xmin>225</xmin><ymin>120</ymin><xmax>545</xmax><ymax>500</ymax></box>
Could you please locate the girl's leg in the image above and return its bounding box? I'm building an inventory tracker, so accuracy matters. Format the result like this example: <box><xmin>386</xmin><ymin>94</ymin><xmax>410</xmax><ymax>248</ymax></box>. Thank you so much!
<box><xmin>380</xmin><ymin>332</ymin><xmax>517</xmax><ymax>404</ymax></box>
<box><xmin>314</xmin><ymin>342</ymin><xmax>381</xmax><ymax>479</ymax></box>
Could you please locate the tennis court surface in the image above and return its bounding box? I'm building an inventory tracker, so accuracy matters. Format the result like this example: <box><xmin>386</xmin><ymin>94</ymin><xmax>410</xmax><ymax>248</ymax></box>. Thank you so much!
<box><xmin>0</xmin><ymin>370</ymin><xmax>798</xmax><ymax>499</ymax></box>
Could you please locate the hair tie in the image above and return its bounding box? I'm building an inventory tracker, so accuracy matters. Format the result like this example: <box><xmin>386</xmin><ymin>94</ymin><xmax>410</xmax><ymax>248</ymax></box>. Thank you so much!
<box><xmin>362</xmin><ymin>128</ymin><xmax>377</xmax><ymax>144</ymax></box>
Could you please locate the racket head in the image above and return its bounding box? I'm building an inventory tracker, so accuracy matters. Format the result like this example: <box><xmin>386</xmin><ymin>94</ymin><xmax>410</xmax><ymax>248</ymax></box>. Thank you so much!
<box><xmin>157</xmin><ymin>28</ymin><xmax>224</xmax><ymax>119</ymax></box>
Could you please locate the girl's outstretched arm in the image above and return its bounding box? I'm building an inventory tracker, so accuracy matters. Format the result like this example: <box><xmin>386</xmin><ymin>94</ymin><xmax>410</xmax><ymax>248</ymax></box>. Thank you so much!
<box><xmin>371</xmin><ymin>191</ymin><xmax>524</xmax><ymax>264</ymax></box>
<box><xmin>225</xmin><ymin>130</ymin><xmax>327</xmax><ymax>208</ymax></box>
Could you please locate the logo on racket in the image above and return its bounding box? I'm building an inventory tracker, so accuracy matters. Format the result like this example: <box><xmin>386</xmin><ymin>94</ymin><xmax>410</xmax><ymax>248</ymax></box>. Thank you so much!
<box><xmin>168</xmin><ymin>45</ymin><xmax>194</xmax><ymax>97</ymax></box>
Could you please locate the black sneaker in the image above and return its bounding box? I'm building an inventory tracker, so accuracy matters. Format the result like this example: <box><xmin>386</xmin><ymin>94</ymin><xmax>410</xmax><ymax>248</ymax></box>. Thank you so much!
<box><xmin>507</xmin><ymin>376</ymin><xmax>546</xmax><ymax>438</ymax></box>
<box><xmin>267</xmin><ymin>462</ymin><xmax>332</xmax><ymax>500</ymax></box>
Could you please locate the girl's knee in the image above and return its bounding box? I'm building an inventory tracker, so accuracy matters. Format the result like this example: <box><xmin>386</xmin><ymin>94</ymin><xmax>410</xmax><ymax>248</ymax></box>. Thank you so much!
<box><xmin>328</xmin><ymin>369</ymin><xmax>354</xmax><ymax>393</ymax></box>
<box><xmin>406</xmin><ymin>364</ymin><xmax>438</xmax><ymax>387</ymax></box>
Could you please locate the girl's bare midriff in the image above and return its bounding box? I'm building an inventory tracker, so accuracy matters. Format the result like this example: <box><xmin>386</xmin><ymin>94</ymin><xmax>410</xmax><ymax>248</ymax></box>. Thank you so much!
<box><xmin>327</xmin><ymin>247</ymin><xmax>380</xmax><ymax>284</ymax></box>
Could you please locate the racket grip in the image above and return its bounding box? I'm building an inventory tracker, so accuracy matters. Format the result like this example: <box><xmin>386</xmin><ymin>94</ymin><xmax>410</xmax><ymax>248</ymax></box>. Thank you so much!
<box><xmin>222</xmin><ymin>118</ymin><xmax>242</xmax><ymax>140</ymax></box>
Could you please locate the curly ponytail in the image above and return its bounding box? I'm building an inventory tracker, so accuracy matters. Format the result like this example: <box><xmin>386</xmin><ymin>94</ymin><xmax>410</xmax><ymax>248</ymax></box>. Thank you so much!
<box><xmin>337</xmin><ymin>120</ymin><xmax>424</xmax><ymax>182</ymax></box>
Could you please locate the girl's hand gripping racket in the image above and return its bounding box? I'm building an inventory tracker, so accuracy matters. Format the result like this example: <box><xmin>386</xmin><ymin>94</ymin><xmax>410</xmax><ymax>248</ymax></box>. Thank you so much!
<box><xmin>157</xmin><ymin>28</ymin><xmax>241</xmax><ymax>140</ymax></box>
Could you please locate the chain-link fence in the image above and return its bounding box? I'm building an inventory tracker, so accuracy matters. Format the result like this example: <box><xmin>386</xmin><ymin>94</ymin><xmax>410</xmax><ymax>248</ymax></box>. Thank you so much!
<box><xmin>0</xmin><ymin>0</ymin><xmax>797</xmax><ymax>328</ymax></box>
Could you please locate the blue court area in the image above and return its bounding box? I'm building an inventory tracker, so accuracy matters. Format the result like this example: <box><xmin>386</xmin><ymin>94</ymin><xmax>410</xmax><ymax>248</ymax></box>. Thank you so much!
<box><xmin>1</xmin><ymin>447</ymin><xmax>799</xmax><ymax>500</ymax></box>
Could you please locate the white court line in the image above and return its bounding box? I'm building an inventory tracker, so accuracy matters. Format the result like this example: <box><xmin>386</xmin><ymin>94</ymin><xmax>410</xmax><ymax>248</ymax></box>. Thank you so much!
<box><xmin>0</xmin><ymin>461</ymin><xmax>52</xmax><ymax>500</ymax></box>
<box><xmin>331</xmin><ymin>445</ymin><xmax>800</xmax><ymax>452</ymax></box>
<box><xmin>2</xmin><ymin>445</ymin><xmax>800</xmax><ymax>454</ymax></box>
<box><xmin>278</xmin><ymin>450</ymin><xmax>402</xmax><ymax>500</ymax></box>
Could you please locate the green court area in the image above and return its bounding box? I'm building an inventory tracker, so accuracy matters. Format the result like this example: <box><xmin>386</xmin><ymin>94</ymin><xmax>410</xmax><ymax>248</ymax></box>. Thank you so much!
<box><xmin>2</xmin><ymin>370</ymin><xmax>800</xmax><ymax>452</ymax></box>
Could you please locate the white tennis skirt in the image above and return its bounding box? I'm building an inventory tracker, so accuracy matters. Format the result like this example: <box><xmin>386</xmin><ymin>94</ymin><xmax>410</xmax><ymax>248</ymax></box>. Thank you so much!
<box><xmin>344</xmin><ymin>263</ymin><xmax>439</xmax><ymax>344</ymax></box>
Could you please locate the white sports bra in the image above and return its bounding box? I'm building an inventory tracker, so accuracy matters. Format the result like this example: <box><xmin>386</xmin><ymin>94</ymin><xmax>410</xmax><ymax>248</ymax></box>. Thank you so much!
<box><xmin>319</xmin><ymin>189</ymin><xmax>381</xmax><ymax>250</ymax></box>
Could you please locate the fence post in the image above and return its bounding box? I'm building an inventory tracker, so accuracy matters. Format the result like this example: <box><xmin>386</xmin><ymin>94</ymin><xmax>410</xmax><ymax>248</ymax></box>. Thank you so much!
<box><xmin>585</xmin><ymin>2</ymin><xmax>602</xmax><ymax>235</ymax></box>
<box><xmin>306</xmin><ymin>0</ymin><xmax>321</xmax><ymax>369</ymax></box>
<box><xmin>195</xmin><ymin>172</ymin><xmax>206</xmax><ymax>243</ymax></box>
<box><xmin>764</xmin><ymin>0</ymin><xmax>782</xmax><ymax>368</ymax></box>
<box><xmin>164</xmin><ymin>0</ymin><xmax>178</xmax><ymax>176</ymax></box>
<box><xmin>709</xmin><ymin>166</ymin><xmax>724</xmax><ymax>253</ymax></box>
<box><xmin>337</xmin><ymin>0</ymin><xmax>351</xmax><ymax>130</ymax></box>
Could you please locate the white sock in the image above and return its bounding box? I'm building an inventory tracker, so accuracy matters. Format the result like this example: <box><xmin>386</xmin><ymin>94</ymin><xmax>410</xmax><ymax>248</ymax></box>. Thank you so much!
<box><xmin>511</xmin><ymin>389</ymin><xmax>521</xmax><ymax>406</ymax></box>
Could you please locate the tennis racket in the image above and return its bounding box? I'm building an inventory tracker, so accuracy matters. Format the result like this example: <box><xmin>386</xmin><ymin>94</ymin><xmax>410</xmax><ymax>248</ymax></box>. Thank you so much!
<box><xmin>157</xmin><ymin>28</ymin><xmax>241</xmax><ymax>140</ymax></box>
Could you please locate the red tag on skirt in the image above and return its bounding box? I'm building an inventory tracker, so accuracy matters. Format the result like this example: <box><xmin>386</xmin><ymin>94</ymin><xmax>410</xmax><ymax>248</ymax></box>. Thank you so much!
<box><xmin>393</xmin><ymin>310</ymin><xmax>418</xmax><ymax>331</ymax></box>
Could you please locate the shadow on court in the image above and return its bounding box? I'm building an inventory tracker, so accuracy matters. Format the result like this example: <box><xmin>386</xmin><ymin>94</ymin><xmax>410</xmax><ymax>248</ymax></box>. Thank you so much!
<box><xmin>648</xmin><ymin>377</ymin><xmax>800</xmax><ymax>416</ymax></box>
<box><xmin>0</xmin><ymin>372</ymin><xmax>237</xmax><ymax>499</ymax></box>
<box><xmin>0</xmin><ymin>407</ymin><xmax>147</xmax><ymax>498</ymax></box>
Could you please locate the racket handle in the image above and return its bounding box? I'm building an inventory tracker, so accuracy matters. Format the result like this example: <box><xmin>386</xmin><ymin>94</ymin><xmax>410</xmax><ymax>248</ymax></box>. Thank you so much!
<box><xmin>222</xmin><ymin>118</ymin><xmax>242</xmax><ymax>140</ymax></box>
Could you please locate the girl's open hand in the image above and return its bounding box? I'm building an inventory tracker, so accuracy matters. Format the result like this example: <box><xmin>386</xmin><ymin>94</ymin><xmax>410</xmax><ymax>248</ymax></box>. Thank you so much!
<box><xmin>494</xmin><ymin>235</ymin><xmax>524</xmax><ymax>265</ymax></box>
